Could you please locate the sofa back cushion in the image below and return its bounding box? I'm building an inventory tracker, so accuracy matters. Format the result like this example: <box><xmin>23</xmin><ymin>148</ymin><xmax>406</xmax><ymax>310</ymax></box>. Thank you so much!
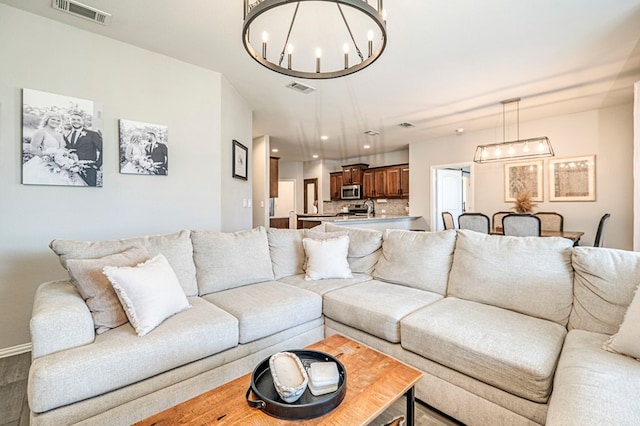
<box><xmin>192</xmin><ymin>227</ymin><xmax>274</xmax><ymax>295</ymax></box>
<box><xmin>373</xmin><ymin>229</ymin><xmax>456</xmax><ymax>295</ymax></box>
<box><xmin>267</xmin><ymin>228</ymin><xmax>305</xmax><ymax>279</ymax></box>
<box><xmin>325</xmin><ymin>223</ymin><xmax>383</xmax><ymax>274</ymax></box>
<box><xmin>569</xmin><ymin>247</ymin><xmax>640</xmax><ymax>334</ymax></box>
<box><xmin>50</xmin><ymin>230</ymin><xmax>198</xmax><ymax>296</ymax></box>
<box><xmin>448</xmin><ymin>230</ymin><xmax>574</xmax><ymax>325</ymax></box>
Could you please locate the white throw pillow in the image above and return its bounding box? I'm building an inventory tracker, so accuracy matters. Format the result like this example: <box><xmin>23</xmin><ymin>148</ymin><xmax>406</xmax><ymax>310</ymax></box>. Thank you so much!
<box><xmin>603</xmin><ymin>283</ymin><xmax>640</xmax><ymax>359</ymax></box>
<box><xmin>103</xmin><ymin>254</ymin><xmax>191</xmax><ymax>336</ymax></box>
<box><xmin>302</xmin><ymin>236</ymin><xmax>352</xmax><ymax>280</ymax></box>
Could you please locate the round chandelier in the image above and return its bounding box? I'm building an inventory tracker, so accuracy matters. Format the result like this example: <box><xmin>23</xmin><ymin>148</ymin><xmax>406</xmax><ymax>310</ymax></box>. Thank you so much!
<box><xmin>242</xmin><ymin>0</ymin><xmax>387</xmax><ymax>79</ymax></box>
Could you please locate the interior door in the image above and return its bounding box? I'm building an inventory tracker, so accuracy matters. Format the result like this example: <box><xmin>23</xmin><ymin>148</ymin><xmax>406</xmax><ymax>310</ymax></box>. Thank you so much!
<box><xmin>435</xmin><ymin>168</ymin><xmax>464</xmax><ymax>231</ymax></box>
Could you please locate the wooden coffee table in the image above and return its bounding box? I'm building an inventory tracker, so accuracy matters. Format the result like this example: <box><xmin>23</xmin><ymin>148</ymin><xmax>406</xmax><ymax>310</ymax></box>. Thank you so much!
<box><xmin>135</xmin><ymin>334</ymin><xmax>423</xmax><ymax>425</ymax></box>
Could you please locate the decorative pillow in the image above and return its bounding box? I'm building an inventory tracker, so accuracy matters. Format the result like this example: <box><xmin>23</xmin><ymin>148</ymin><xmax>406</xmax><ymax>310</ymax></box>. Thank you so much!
<box><xmin>267</xmin><ymin>228</ymin><xmax>306</xmax><ymax>280</ymax></box>
<box><xmin>603</xmin><ymin>283</ymin><xmax>640</xmax><ymax>359</ymax></box>
<box><xmin>103</xmin><ymin>254</ymin><xmax>191</xmax><ymax>336</ymax></box>
<box><xmin>66</xmin><ymin>246</ymin><xmax>151</xmax><ymax>334</ymax></box>
<box><xmin>325</xmin><ymin>224</ymin><xmax>383</xmax><ymax>274</ymax></box>
<box><xmin>302</xmin><ymin>236</ymin><xmax>352</xmax><ymax>280</ymax></box>
<box><xmin>50</xmin><ymin>230</ymin><xmax>198</xmax><ymax>296</ymax></box>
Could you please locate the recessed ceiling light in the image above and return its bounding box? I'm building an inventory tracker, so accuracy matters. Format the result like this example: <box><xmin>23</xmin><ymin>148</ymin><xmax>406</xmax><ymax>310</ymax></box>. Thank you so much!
<box><xmin>312</xmin><ymin>154</ymin><xmax>319</xmax><ymax>159</ymax></box>
<box><xmin>363</xmin><ymin>145</ymin><xmax>371</xmax><ymax>149</ymax></box>
<box><xmin>271</xmin><ymin>148</ymin><xmax>279</xmax><ymax>152</ymax></box>
<box><xmin>456</xmin><ymin>128</ymin><xmax>465</xmax><ymax>135</ymax></box>
<box><xmin>320</xmin><ymin>135</ymin><xmax>328</xmax><ymax>141</ymax></box>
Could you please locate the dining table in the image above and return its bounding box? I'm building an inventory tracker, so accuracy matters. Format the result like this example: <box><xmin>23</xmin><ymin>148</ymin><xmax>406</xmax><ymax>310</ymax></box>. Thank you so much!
<box><xmin>492</xmin><ymin>228</ymin><xmax>584</xmax><ymax>246</ymax></box>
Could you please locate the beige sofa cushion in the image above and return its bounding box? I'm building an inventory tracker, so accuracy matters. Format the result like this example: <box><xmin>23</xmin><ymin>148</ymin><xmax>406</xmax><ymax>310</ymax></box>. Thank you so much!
<box><xmin>278</xmin><ymin>273</ymin><xmax>371</xmax><ymax>295</ymax></box>
<box><xmin>323</xmin><ymin>280</ymin><xmax>443</xmax><ymax>343</ymax></box>
<box><xmin>448</xmin><ymin>230</ymin><xmax>574</xmax><ymax>325</ymax></box>
<box><xmin>203</xmin><ymin>281</ymin><xmax>322</xmax><ymax>344</ymax></box>
<box><xmin>325</xmin><ymin>223</ymin><xmax>383</xmax><ymax>274</ymax></box>
<box><xmin>373</xmin><ymin>229</ymin><xmax>456</xmax><ymax>295</ymax></box>
<box><xmin>569</xmin><ymin>246</ymin><xmax>640</xmax><ymax>334</ymax></box>
<box><xmin>50</xmin><ymin>230</ymin><xmax>198</xmax><ymax>296</ymax></box>
<box><xmin>547</xmin><ymin>330</ymin><xmax>640</xmax><ymax>426</ymax></box>
<box><xmin>401</xmin><ymin>297</ymin><xmax>567</xmax><ymax>403</ymax></box>
<box><xmin>192</xmin><ymin>227</ymin><xmax>274</xmax><ymax>295</ymax></box>
<box><xmin>66</xmin><ymin>246</ymin><xmax>150</xmax><ymax>334</ymax></box>
<box><xmin>28</xmin><ymin>297</ymin><xmax>238</xmax><ymax>414</ymax></box>
<box><xmin>267</xmin><ymin>228</ymin><xmax>305</xmax><ymax>279</ymax></box>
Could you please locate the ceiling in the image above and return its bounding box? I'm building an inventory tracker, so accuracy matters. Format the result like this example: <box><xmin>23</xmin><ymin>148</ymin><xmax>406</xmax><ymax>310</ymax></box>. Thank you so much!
<box><xmin>3</xmin><ymin>0</ymin><xmax>640</xmax><ymax>161</ymax></box>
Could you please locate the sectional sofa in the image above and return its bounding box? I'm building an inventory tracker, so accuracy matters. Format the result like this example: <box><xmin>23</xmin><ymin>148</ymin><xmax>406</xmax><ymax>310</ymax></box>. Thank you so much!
<box><xmin>28</xmin><ymin>225</ymin><xmax>640</xmax><ymax>425</ymax></box>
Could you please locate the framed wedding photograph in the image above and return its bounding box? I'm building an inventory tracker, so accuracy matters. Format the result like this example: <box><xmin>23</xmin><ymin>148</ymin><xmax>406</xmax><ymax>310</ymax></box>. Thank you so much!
<box><xmin>232</xmin><ymin>139</ymin><xmax>248</xmax><ymax>180</ymax></box>
<box><xmin>549</xmin><ymin>155</ymin><xmax>596</xmax><ymax>201</ymax></box>
<box><xmin>504</xmin><ymin>160</ymin><xmax>544</xmax><ymax>202</ymax></box>
<box><xmin>119</xmin><ymin>119</ymin><xmax>169</xmax><ymax>175</ymax></box>
<box><xmin>22</xmin><ymin>88</ymin><xmax>104</xmax><ymax>187</ymax></box>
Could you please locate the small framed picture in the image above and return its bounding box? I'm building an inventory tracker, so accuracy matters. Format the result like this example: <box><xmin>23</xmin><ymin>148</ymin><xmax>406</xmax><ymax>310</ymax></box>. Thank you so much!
<box><xmin>232</xmin><ymin>140</ymin><xmax>248</xmax><ymax>180</ymax></box>
<box><xmin>504</xmin><ymin>160</ymin><xmax>544</xmax><ymax>202</ymax></box>
<box><xmin>549</xmin><ymin>155</ymin><xmax>596</xmax><ymax>201</ymax></box>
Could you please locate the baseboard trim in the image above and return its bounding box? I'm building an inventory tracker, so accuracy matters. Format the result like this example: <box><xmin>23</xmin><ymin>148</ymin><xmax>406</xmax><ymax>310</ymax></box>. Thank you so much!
<box><xmin>0</xmin><ymin>343</ymin><xmax>32</xmax><ymax>358</ymax></box>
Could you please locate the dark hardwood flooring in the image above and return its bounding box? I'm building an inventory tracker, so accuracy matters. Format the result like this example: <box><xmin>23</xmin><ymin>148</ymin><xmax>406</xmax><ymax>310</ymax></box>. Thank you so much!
<box><xmin>0</xmin><ymin>352</ymin><xmax>460</xmax><ymax>426</ymax></box>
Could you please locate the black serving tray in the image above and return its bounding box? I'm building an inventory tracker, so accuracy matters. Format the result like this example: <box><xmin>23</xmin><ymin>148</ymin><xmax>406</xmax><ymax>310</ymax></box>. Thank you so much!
<box><xmin>246</xmin><ymin>349</ymin><xmax>347</xmax><ymax>420</ymax></box>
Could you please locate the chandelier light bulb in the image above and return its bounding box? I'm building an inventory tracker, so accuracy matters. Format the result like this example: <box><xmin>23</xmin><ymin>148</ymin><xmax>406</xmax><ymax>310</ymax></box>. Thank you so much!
<box><xmin>287</xmin><ymin>44</ymin><xmax>293</xmax><ymax>54</ymax></box>
<box><xmin>316</xmin><ymin>48</ymin><xmax>322</xmax><ymax>73</ymax></box>
<box><xmin>367</xmin><ymin>30</ymin><xmax>374</xmax><ymax>57</ymax></box>
<box><xmin>261</xmin><ymin>31</ymin><xmax>269</xmax><ymax>43</ymax></box>
<box><xmin>287</xmin><ymin>43</ymin><xmax>293</xmax><ymax>69</ymax></box>
<box><xmin>316</xmin><ymin>48</ymin><xmax>322</xmax><ymax>58</ymax></box>
<box><xmin>495</xmin><ymin>147</ymin><xmax>502</xmax><ymax>156</ymax></box>
<box><xmin>261</xmin><ymin>31</ymin><xmax>268</xmax><ymax>59</ymax></box>
<box><xmin>508</xmin><ymin>145</ymin><xmax>515</xmax><ymax>155</ymax></box>
<box><xmin>523</xmin><ymin>142</ymin><xmax>529</xmax><ymax>153</ymax></box>
<box><xmin>382</xmin><ymin>9</ymin><xmax>387</xmax><ymax>21</ymax></box>
<box><xmin>482</xmin><ymin>148</ymin><xmax>488</xmax><ymax>158</ymax></box>
<box><xmin>343</xmin><ymin>43</ymin><xmax>349</xmax><ymax>69</ymax></box>
<box><xmin>537</xmin><ymin>141</ymin><xmax>545</xmax><ymax>152</ymax></box>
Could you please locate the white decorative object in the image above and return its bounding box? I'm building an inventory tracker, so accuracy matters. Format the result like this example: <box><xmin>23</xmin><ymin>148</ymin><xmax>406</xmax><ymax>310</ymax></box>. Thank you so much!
<box><xmin>269</xmin><ymin>352</ymin><xmax>308</xmax><ymax>403</ymax></box>
<box><xmin>307</xmin><ymin>361</ymin><xmax>340</xmax><ymax>396</ymax></box>
<box><xmin>302</xmin><ymin>235</ymin><xmax>352</xmax><ymax>280</ymax></box>
<box><xmin>603</xmin><ymin>283</ymin><xmax>640</xmax><ymax>359</ymax></box>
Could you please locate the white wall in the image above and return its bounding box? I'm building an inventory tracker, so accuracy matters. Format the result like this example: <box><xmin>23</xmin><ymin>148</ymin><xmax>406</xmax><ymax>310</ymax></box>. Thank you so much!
<box><xmin>252</xmin><ymin>135</ymin><xmax>269</xmax><ymax>227</ymax></box>
<box><xmin>221</xmin><ymin>77</ymin><xmax>253</xmax><ymax>232</ymax></box>
<box><xmin>279</xmin><ymin>161</ymin><xmax>304</xmax><ymax>214</ymax></box>
<box><xmin>410</xmin><ymin>104</ymin><xmax>634</xmax><ymax>250</ymax></box>
<box><xmin>0</xmin><ymin>5</ymin><xmax>251</xmax><ymax>350</ymax></box>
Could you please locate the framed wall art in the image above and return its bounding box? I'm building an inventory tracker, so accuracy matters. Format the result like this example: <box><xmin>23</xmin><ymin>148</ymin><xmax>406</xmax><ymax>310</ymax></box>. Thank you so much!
<box><xmin>504</xmin><ymin>160</ymin><xmax>544</xmax><ymax>202</ymax></box>
<box><xmin>119</xmin><ymin>119</ymin><xmax>169</xmax><ymax>175</ymax></box>
<box><xmin>548</xmin><ymin>155</ymin><xmax>596</xmax><ymax>201</ymax></box>
<box><xmin>22</xmin><ymin>88</ymin><xmax>104</xmax><ymax>187</ymax></box>
<box><xmin>232</xmin><ymin>139</ymin><xmax>248</xmax><ymax>180</ymax></box>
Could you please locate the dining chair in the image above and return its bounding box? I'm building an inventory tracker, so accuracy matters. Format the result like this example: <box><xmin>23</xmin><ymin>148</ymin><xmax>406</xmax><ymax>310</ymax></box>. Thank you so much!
<box><xmin>491</xmin><ymin>211</ymin><xmax>511</xmax><ymax>233</ymax></box>
<box><xmin>593</xmin><ymin>213</ymin><xmax>611</xmax><ymax>247</ymax></box>
<box><xmin>502</xmin><ymin>214</ymin><xmax>541</xmax><ymax>237</ymax></box>
<box><xmin>458</xmin><ymin>213</ymin><xmax>490</xmax><ymax>234</ymax></box>
<box><xmin>442</xmin><ymin>212</ymin><xmax>456</xmax><ymax>230</ymax></box>
<box><xmin>534</xmin><ymin>212</ymin><xmax>564</xmax><ymax>232</ymax></box>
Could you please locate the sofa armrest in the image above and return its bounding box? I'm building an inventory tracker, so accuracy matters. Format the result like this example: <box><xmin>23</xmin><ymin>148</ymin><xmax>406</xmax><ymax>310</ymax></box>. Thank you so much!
<box><xmin>30</xmin><ymin>280</ymin><xmax>95</xmax><ymax>358</ymax></box>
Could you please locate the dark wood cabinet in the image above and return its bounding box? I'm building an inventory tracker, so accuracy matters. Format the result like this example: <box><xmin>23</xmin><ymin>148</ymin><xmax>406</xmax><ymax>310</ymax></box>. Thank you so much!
<box><xmin>386</xmin><ymin>164</ymin><xmax>409</xmax><ymax>197</ymax></box>
<box><xmin>269</xmin><ymin>157</ymin><xmax>279</xmax><ymax>198</ymax></box>
<box><xmin>329</xmin><ymin>172</ymin><xmax>343</xmax><ymax>200</ymax></box>
<box><xmin>363</xmin><ymin>168</ymin><xmax>388</xmax><ymax>198</ymax></box>
<box><xmin>342</xmin><ymin>163</ymin><xmax>368</xmax><ymax>185</ymax></box>
<box><xmin>269</xmin><ymin>217</ymin><xmax>289</xmax><ymax>229</ymax></box>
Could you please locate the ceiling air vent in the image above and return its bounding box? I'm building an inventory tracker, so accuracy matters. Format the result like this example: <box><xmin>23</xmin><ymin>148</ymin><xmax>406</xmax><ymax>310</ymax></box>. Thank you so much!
<box><xmin>52</xmin><ymin>0</ymin><xmax>112</xmax><ymax>25</ymax></box>
<box><xmin>286</xmin><ymin>81</ymin><xmax>316</xmax><ymax>94</ymax></box>
<box><xmin>398</xmin><ymin>121</ymin><xmax>416</xmax><ymax>128</ymax></box>
<box><xmin>364</xmin><ymin>130</ymin><xmax>380</xmax><ymax>136</ymax></box>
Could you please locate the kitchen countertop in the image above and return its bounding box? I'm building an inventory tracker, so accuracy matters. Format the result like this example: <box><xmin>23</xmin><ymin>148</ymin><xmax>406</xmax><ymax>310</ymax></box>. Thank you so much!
<box><xmin>299</xmin><ymin>214</ymin><xmax>419</xmax><ymax>223</ymax></box>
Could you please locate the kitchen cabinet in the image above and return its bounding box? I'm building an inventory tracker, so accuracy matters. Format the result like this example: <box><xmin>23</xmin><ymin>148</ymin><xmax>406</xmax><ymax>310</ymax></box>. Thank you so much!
<box><xmin>329</xmin><ymin>172</ymin><xmax>343</xmax><ymax>200</ymax></box>
<box><xmin>363</xmin><ymin>168</ymin><xmax>387</xmax><ymax>198</ymax></box>
<box><xmin>269</xmin><ymin>157</ymin><xmax>279</xmax><ymax>198</ymax></box>
<box><xmin>269</xmin><ymin>217</ymin><xmax>289</xmax><ymax>229</ymax></box>
<box><xmin>386</xmin><ymin>164</ymin><xmax>409</xmax><ymax>197</ymax></box>
<box><xmin>342</xmin><ymin>163</ymin><xmax>368</xmax><ymax>185</ymax></box>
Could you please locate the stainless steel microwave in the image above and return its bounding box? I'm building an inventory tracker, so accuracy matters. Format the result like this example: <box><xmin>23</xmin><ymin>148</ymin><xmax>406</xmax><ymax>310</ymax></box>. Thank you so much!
<box><xmin>341</xmin><ymin>184</ymin><xmax>362</xmax><ymax>200</ymax></box>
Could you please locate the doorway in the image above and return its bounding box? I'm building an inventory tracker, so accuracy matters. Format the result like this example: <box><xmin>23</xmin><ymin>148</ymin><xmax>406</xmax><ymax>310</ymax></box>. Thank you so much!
<box><xmin>304</xmin><ymin>178</ymin><xmax>318</xmax><ymax>214</ymax></box>
<box><xmin>432</xmin><ymin>163</ymin><xmax>473</xmax><ymax>231</ymax></box>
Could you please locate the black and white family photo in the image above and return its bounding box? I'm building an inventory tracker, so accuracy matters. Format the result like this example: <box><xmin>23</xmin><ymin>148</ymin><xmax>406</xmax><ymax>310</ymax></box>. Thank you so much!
<box><xmin>119</xmin><ymin>119</ymin><xmax>168</xmax><ymax>175</ymax></box>
<box><xmin>22</xmin><ymin>88</ymin><xmax>103</xmax><ymax>187</ymax></box>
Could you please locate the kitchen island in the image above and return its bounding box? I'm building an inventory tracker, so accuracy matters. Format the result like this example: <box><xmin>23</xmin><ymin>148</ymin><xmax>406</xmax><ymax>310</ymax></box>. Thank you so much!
<box><xmin>297</xmin><ymin>214</ymin><xmax>426</xmax><ymax>231</ymax></box>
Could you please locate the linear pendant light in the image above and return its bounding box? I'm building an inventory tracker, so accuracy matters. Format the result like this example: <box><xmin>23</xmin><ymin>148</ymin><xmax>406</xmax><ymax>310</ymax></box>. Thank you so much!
<box><xmin>474</xmin><ymin>98</ymin><xmax>554</xmax><ymax>163</ymax></box>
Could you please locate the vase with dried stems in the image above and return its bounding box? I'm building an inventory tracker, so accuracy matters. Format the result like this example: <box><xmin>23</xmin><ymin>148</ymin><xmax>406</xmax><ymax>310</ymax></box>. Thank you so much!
<box><xmin>513</xmin><ymin>189</ymin><xmax>538</xmax><ymax>214</ymax></box>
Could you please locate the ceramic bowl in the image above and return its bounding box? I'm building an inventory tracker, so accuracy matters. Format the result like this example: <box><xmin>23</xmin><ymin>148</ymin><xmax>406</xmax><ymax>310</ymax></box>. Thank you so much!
<box><xmin>269</xmin><ymin>352</ymin><xmax>309</xmax><ymax>403</ymax></box>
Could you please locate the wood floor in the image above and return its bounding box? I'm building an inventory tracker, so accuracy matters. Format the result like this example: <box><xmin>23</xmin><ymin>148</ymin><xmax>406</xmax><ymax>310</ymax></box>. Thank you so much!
<box><xmin>0</xmin><ymin>352</ymin><xmax>461</xmax><ymax>426</ymax></box>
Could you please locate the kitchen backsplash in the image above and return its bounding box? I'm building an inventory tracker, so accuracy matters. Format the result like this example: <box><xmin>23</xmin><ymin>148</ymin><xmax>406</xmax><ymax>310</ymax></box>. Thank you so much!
<box><xmin>323</xmin><ymin>199</ymin><xmax>410</xmax><ymax>215</ymax></box>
